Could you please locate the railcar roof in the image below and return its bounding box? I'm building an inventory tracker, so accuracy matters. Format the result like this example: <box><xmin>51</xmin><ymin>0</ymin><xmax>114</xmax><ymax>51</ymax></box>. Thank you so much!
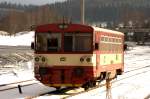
<box><xmin>35</xmin><ymin>23</ymin><xmax>124</xmax><ymax>35</ymax></box>
<box><xmin>92</xmin><ymin>26</ymin><xmax>124</xmax><ymax>35</ymax></box>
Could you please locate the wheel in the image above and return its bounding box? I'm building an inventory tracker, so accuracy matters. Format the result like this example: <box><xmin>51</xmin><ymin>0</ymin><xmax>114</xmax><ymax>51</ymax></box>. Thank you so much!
<box><xmin>90</xmin><ymin>81</ymin><xmax>96</xmax><ymax>87</ymax></box>
<box><xmin>97</xmin><ymin>72</ymin><xmax>106</xmax><ymax>83</ymax></box>
<box><xmin>84</xmin><ymin>85</ymin><xmax>89</xmax><ymax>90</ymax></box>
<box><xmin>82</xmin><ymin>83</ymin><xmax>89</xmax><ymax>91</ymax></box>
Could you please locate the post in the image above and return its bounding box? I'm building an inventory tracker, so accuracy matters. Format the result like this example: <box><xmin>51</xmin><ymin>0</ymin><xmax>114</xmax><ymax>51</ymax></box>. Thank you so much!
<box><xmin>81</xmin><ymin>0</ymin><xmax>85</xmax><ymax>24</ymax></box>
<box><xmin>18</xmin><ymin>85</ymin><xmax>22</xmax><ymax>94</ymax></box>
<box><xmin>106</xmin><ymin>74</ymin><xmax>112</xmax><ymax>99</ymax></box>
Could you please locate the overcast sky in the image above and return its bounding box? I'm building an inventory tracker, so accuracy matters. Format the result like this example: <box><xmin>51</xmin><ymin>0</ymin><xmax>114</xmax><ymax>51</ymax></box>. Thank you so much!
<box><xmin>0</xmin><ymin>0</ymin><xmax>67</xmax><ymax>5</ymax></box>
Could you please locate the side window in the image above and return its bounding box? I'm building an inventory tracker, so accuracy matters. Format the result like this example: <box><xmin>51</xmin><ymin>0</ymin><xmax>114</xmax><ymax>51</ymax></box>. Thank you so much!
<box><xmin>64</xmin><ymin>33</ymin><xmax>92</xmax><ymax>52</ymax></box>
<box><xmin>75</xmin><ymin>35</ymin><xmax>91</xmax><ymax>51</ymax></box>
<box><xmin>101</xmin><ymin>37</ymin><xmax>104</xmax><ymax>41</ymax></box>
<box><xmin>105</xmin><ymin>37</ymin><xmax>108</xmax><ymax>42</ymax></box>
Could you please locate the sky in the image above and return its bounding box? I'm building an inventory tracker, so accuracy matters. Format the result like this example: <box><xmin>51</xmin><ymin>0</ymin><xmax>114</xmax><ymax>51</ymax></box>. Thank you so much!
<box><xmin>0</xmin><ymin>0</ymin><xmax>67</xmax><ymax>5</ymax></box>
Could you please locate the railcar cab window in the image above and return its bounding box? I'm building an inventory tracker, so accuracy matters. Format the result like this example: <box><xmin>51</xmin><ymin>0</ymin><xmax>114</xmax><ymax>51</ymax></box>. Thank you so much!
<box><xmin>35</xmin><ymin>33</ymin><xmax>61</xmax><ymax>52</ymax></box>
<box><xmin>64</xmin><ymin>33</ymin><xmax>92</xmax><ymax>52</ymax></box>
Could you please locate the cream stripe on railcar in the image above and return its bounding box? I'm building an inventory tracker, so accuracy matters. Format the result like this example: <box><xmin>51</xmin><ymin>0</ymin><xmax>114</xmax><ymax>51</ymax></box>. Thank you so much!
<box><xmin>35</xmin><ymin>54</ymin><xmax>97</xmax><ymax>66</ymax></box>
<box><xmin>100</xmin><ymin>54</ymin><xmax>123</xmax><ymax>66</ymax></box>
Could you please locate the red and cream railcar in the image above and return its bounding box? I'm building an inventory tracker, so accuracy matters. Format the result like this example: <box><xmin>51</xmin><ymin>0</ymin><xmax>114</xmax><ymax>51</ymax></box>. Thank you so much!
<box><xmin>33</xmin><ymin>23</ymin><xmax>124</xmax><ymax>90</ymax></box>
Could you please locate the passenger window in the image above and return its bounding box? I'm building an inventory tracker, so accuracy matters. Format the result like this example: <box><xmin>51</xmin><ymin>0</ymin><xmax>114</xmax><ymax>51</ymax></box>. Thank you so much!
<box><xmin>101</xmin><ymin>37</ymin><xmax>104</xmax><ymax>41</ymax></box>
<box><xmin>105</xmin><ymin>37</ymin><xmax>108</xmax><ymax>42</ymax></box>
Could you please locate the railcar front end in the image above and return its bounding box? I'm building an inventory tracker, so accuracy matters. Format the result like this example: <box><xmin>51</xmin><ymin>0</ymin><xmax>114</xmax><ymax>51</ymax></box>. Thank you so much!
<box><xmin>33</xmin><ymin>24</ymin><xmax>96</xmax><ymax>89</ymax></box>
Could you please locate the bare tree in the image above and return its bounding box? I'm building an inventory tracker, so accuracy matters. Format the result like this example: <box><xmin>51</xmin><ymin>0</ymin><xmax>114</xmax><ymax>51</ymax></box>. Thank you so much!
<box><xmin>0</xmin><ymin>5</ymin><xmax>61</xmax><ymax>34</ymax></box>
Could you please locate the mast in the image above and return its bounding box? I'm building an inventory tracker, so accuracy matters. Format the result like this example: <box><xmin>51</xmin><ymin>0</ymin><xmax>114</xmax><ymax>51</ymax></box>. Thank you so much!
<box><xmin>81</xmin><ymin>0</ymin><xmax>85</xmax><ymax>24</ymax></box>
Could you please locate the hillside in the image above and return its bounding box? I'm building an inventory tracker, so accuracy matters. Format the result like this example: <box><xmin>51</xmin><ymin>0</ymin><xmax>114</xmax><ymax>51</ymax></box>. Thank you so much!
<box><xmin>0</xmin><ymin>3</ymin><xmax>60</xmax><ymax>34</ymax></box>
<box><xmin>0</xmin><ymin>0</ymin><xmax>150</xmax><ymax>33</ymax></box>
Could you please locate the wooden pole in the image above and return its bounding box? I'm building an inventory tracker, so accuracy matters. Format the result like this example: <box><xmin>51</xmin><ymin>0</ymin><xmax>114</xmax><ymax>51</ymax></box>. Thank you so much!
<box><xmin>106</xmin><ymin>77</ymin><xmax>112</xmax><ymax>99</ymax></box>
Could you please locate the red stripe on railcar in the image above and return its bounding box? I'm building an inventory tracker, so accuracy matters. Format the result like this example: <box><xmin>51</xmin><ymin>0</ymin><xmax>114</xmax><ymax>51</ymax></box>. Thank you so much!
<box><xmin>36</xmin><ymin>24</ymin><xmax>93</xmax><ymax>33</ymax></box>
<box><xmin>35</xmin><ymin>66</ymin><xmax>95</xmax><ymax>86</ymax></box>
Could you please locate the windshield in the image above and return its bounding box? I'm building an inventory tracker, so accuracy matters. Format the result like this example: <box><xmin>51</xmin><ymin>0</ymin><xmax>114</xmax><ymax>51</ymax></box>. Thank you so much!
<box><xmin>35</xmin><ymin>33</ymin><xmax>61</xmax><ymax>52</ymax></box>
<box><xmin>64</xmin><ymin>33</ymin><xmax>92</xmax><ymax>52</ymax></box>
<box><xmin>35</xmin><ymin>32</ymin><xmax>92</xmax><ymax>52</ymax></box>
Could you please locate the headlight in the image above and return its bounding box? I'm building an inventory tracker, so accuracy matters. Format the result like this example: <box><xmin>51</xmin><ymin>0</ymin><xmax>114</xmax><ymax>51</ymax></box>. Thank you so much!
<box><xmin>35</xmin><ymin>57</ymin><xmax>39</xmax><ymax>62</ymax></box>
<box><xmin>80</xmin><ymin>56</ymin><xmax>92</xmax><ymax>63</ymax></box>
<box><xmin>80</xmin><ymin>57</ymin><xmax>84</xmax><ymax>62</ymax></box>
<box><xmin>86</xmin><ymin>57</ymin><xmax>91</xmax><ymax>62</ymax></box>
<box><xmin>42</xmin><ymin>57</ymin><xmax>46</xmax><ymax>62</ymax></box>
<box><xmin>35</xmin><ymin>56</ymin><xmax>47</xmax><ymax>63</ymax></box>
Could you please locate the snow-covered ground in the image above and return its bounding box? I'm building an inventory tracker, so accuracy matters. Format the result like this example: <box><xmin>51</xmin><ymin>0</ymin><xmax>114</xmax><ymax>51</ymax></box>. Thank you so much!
<box><xmin>0</xmin><ymin>31</ymin><xmax>34</xmax><ymax>46</ymax></box>
<box><xmin>0</xmin><ymin>62</ymin><xmax>34</xmax><ymax>85</ymax></box>
<box><xmin>1</xmin><ymin>45</ymin><xmax>150</xmax><ymax>99</ymax></box>
<box><xmin>0</xmin><ymin>31</ymin><xmax>34</xmax><ymax>74</ymax></box>
<box><xmin>68</xmin><ymin>46</ymin><xmax>150</xmax><ymax>99</ymax></box>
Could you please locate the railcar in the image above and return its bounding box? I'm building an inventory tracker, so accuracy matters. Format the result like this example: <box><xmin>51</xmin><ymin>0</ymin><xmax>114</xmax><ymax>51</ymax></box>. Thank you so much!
<box><xmin>32</xmin><ymin>23</ymin><xmax>124</xmax><ymax>90</ymax></box>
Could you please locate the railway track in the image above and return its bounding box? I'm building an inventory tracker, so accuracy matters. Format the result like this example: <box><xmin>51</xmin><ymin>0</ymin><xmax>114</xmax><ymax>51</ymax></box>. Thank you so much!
<box><xmin>31</xmin><ymin>65</ymin><xmax>150</xmax><ymax>99</ymax></box>
<box><xmin>125</xmin><ymin>65</ymin><xmax>150</xmax><ymax>73</ymax></box>
<box><xmin>65</xmin><ymin>65</ymin><xmax>150</xmax><ymax>98</ymax></box>
<box><xmin>0</xmin><ymin>79</ymin><xmax>38</xmax><ymax>91</ymax></box>
<box><xmin>0</xmin><ymin>46</ymin><xmax>33</xmax><ymax>54</ymax></box>
<box><xmin>1</xmin><ymin>64</ymin><xmax>149</xmax><ymax>99</ymax></box>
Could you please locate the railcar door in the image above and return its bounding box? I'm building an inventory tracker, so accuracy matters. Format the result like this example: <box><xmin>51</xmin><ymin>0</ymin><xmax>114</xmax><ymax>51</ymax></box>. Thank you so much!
<box><xmin>64</xmin><ymin>36</ymin><xmax>73</xmax><ymax>51</ymax></box>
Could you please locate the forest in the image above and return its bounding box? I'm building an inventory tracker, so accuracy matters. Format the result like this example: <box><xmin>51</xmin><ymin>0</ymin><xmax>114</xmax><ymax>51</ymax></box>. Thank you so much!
<box><xmin>0</xmin><ymin>0</ymin><xmax>150</xmax><ymax>34</ymax></box>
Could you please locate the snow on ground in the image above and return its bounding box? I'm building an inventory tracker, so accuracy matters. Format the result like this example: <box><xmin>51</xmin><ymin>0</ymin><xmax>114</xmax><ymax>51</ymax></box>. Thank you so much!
<box><xmin>0</xmin><ymin>83</ymin><xmax>55</xmax><ymax>99</ymax></box>
<box><xmin>68</xmin><ymin>69</ymin><xmax>150</xmax><ymax>99</ymax></box>
<box><xmin>69</xmin><ymin>46</ymin><xmax>150</xmax><ymax>99</ymax></box>
<box><xmin>0</xmin><ymin>31</ymin><xmax>34</xmax><ymax>74</ymax></box>
<box><xmin>1</xmin><ymin>46</ymin><xmax>150</xmax><ymax>99</ymax></box>
<box><xmin>0</xmin><ymin>69</ymin><xmax>34</xmax><ymax>85</ymax></box>
<box><xmin>0</xmin><ymin>31</ymin><xmax>34</xmax><ymax>46</ymax></box>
